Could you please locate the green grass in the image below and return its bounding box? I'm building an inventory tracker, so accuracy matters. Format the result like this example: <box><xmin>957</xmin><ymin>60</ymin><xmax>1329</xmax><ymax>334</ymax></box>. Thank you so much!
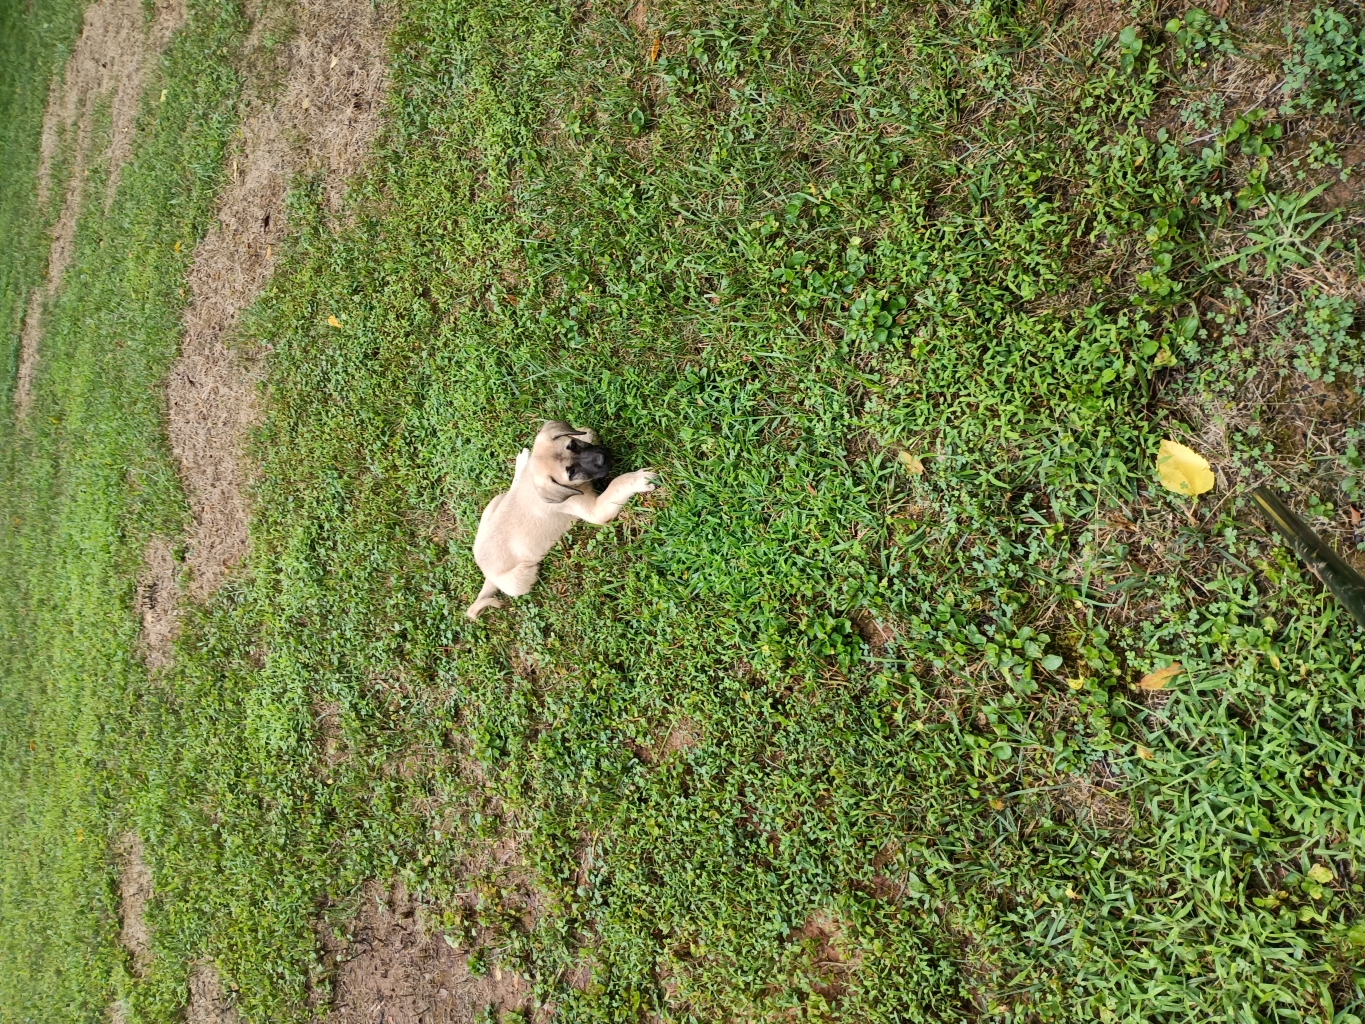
<box><xmin>4</xmin><ymin>0</ymin><xmax>1365</xmax><ymax>1022</ymax></box>
<box><xmin>0</xmin><ymin>0</ymin><xmax>246</xmax><ymax>1017</ymax></box>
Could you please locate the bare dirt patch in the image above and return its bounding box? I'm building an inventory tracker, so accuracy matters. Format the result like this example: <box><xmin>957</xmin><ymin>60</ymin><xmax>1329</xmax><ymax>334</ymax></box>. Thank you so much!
<box><xmin>320</xmin><ymin>882</ymin><xmax>529</xmax><ymax>1024</ymax></box>
<box><xmin>847</xmin><ymin>607</ymin><xmax>895</xmax><ymax>654</ymax></box>
<box><xmin>627</xmin><ymin>0</ymin><xmax>648</xmax><ymax>33</ymax></box>
<box><xmin>658</xmin><ymin>717</ymin><xmax>698</xmax><ymax>758</ymax></box>
<box><xmin>186</xmin><ymin>965</ymin><xmax>241</xmax><ymax>1024</ymax></box>
<box><xmin>170</xmin><ymin>0</ymin><xmax>393</xmax><ymax>598</ymax></box>
<box><xmin>116</xmin><ymin>832</ymin><xmax>153</xmax><ymax>974</ymax></box>
<box><xmin>135</xmin><ymin>537</ymin><xmax>181</xmax><ymax>670</ymax></box>
<box><xmin>791</xmin><ymin>910</ymin><xmax>861</xmax><ymax>1003</ymax></box>
<box><xmin>15</xmin><ymin>0</ymin><xmax>185</xmax><ymax>419</ymax></box>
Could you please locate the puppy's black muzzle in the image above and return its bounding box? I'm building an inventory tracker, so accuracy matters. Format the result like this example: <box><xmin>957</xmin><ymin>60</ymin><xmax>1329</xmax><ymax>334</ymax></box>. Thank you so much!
<box><xmin>573</xmin><ymin>445</ymin><xmax>613</xmax><ymax>480</ymax></box>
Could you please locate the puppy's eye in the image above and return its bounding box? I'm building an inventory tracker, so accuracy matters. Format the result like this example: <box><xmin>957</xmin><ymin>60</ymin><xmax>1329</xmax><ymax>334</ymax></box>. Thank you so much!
<box><xmin>565</xmin><ymin>466</ymin><xmax>578</xmax><ymax>480</ymax></box>
<box><xmin>566</xmin><ymin>438</ymin><xmax>582</xmax><ymax>453</ymax></box>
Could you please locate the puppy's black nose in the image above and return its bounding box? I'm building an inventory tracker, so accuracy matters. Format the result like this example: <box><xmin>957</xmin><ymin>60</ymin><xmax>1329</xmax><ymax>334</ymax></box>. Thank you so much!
<box><xmin>576</xmin><ymin>445</ymin><xmax>612</xmax><ymax>479</ymax></box>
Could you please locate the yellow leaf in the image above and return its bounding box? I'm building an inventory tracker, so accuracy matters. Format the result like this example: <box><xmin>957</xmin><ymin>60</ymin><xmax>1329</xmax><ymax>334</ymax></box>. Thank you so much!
<box><xmin>1136</xmin><ymin>744</ymin><xmax>1154</xmax><ymax>760</ymax></box>
<box><xmin>899</xmin><ymin>451</ymin><xmax>924</xmax><ymax>475</ymax></box>
<box><xmin>1308</xmin><ymin>863</ymin><xmax>1334</xmax><ymax>884</ymax></box>
<box><xmin>989</xmin><ymin>798</ymin><xmax>1004</xmax><ymax>810</ymax></box>
<box><xmin>1156</xmin><ymin>440</ymin><xmax>1215</xmax><ymax>496</ymax></box>
<box><xmin>1066</xmin><ymin>676</ymin><xmax>1086</xmax><ymax>690</ymax></box>
<box><xmin>1138</xmin><ymin>663</ymin><xmax>1183</xmax><ymax>690</ymax></box>
<box><xmin>327</xmin><ymin>315</ymin><xmax>342</xmax><ymax>328</ymax></box>
<box><xmin>173</xmin><ymin>240</ymin><xmax>181</xmax><ymax>253</ymax></box>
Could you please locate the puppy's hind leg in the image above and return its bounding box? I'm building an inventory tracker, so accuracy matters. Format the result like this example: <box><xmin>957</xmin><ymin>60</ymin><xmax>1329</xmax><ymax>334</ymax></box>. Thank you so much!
<box><xmin>496</xmin><ymin>561</ymin><xmax>541</xmax><ymax>597</ymax></box>
<box><xmin>466</xmin><ymin>578</ymin><xmax>504</xmax><ymax>621</ymax></box>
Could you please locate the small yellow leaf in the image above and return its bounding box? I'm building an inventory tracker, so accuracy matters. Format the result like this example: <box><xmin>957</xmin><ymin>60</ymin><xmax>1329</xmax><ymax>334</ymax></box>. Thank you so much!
<box><xmin>1138</xmin><ymin>663</ymin><xmax>1183</xmax><ymax>690</ymax></box>
<box><xmin>173</xmin><ymin>240</ymin><xmax>181</xmax><ymax>253</ymax></box>
<box><xmin>1065</xmin><ymin>887</ymin><xmax>1081</xmax><ymax>900</ymax></box>
<box><xmin>1307</xmin><ymin>863</ymin><xmax>1334</xmax><ymax>884</ymax></box>
<box><xmin>1136</xmin><ymin>744</ymin><xmax>1154</xmax><ymax>760</ymax></box>
<box><xmin>330</xmin><ymin>53</ymin><xmax>339</xmax><ymax>69</ymax></box>
<box><xmin>1156</xmin><ymin>440</ymin><xmax>1215</xmax><ymax>496</ymax></box>
<box><xmin>159</xmin><ymin>89</ymin><xmax>166</xmax><ymax>102</ymax></box>
<box><xmin>327</xmin><ymin>315</ymin><xmax>342</xmax><ymax>328</ymax></box>
<box><xmin>899</xmin><ymin>451</ymin><xmax>924</xmax><ymax>475</ymax></box>
<box><xmin>989</xmin><ymin>798</ymin><xmax>1004</xmax><ymax>810</ymax></box>
<box><xmin>1066</xmin><ymin>676</ymin><xmax>1086</xmax><ymax>691</ymax></box>
<box><xmin>649</xmin><ymin>35</ymin><xmax>660</xmax><ymax>62</ymax></box>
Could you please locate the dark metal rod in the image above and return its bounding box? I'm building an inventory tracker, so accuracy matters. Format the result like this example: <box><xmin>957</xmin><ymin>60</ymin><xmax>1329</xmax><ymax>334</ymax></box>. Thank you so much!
<box><xmin>1251</xmin><ymin>486</ymin><xmax>1365</xmax><ymax>630</ymax></box>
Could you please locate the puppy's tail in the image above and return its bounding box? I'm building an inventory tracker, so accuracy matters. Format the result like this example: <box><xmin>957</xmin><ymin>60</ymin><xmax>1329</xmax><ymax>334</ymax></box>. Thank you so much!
<box><xmin>466</xmin><ymin>579</ymin><xmax>504</xmax><ymax>621</ymax></box>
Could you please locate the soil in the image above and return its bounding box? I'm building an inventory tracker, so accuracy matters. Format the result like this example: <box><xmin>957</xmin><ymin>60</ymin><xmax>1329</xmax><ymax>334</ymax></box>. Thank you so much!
<box><xmin>116</xmin><ymin>832</ymin><xmax>153</xmax><ymax>974</ymax></box>
<box><xmin>15</xmin><ymin>0</ymin><xmax>185</xmax><ymax>419</ymax></box>
<box><xmin>792</xmin><ymin>910</ymin><xmax>860</xmax><ymax>1003</ymax></box>
<box><xmin>320</xmin><ymin>883</ymin><xmax>529</xmax><ymax>1024</ymax></box>
<box><xmin>186</xmin><ymin>965</ymin><xmax>241</xmax><ymax>1024</ymax></box>
<box><xmin>135</xmin><ymin>537</ymin><xmax>181</xmax><ymax>670</ymax></box>
<box><xmin>658</xmin><ymin>718</ymin><xmax>697</xmax><ymax>758</ymax></box>
<box><xmin>627</xmin><ymin>0</ymin><xmax>647</xmax><ymax>33</ymax></box>
<box><xmin>169</xmin><ymin>0</ymin><xmax>393</xmax><ymax>599</ymax></box>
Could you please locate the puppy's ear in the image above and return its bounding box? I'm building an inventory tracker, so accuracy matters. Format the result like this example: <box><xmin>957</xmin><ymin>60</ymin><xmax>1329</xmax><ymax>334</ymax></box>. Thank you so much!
<box><xmin>535</xmin><ymin>478</ymin><xmax>580</xmax><ymax>504</ymax></box>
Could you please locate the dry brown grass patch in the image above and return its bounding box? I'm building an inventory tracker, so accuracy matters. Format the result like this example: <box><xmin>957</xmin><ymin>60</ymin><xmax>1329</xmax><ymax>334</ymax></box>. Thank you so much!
<box><xmin>16</xmin><ymin>0</ymin><xmax>185</xmax><ymax>419</ymax></box>
<box><xmin>1048</xmin><ymin>0</ymin><xmax>1131</xmax><ymax>46</ymax></box>
<box><xmin>170</xmin><ymin>0</ymin><xmax>393</xmax><ymax>598</ymax></box>
<box><xmin>1051</xmin><ymin>762</ymin><xmax>1134</xmax><ymax>830</ymax></box>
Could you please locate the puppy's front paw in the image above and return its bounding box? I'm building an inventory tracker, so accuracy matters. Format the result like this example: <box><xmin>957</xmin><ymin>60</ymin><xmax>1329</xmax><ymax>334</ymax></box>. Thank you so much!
<box><xmin>632</xmin><ymin>469</ymin><xmax>660</xmax><ymax>493</ymax></box>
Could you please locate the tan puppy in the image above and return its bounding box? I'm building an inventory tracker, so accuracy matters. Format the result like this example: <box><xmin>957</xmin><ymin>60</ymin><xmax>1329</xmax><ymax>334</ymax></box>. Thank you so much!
<box><xmin>466</xmin><ymin>421</ymin><xmax>658</xmax><ymax>619</ymax></box>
